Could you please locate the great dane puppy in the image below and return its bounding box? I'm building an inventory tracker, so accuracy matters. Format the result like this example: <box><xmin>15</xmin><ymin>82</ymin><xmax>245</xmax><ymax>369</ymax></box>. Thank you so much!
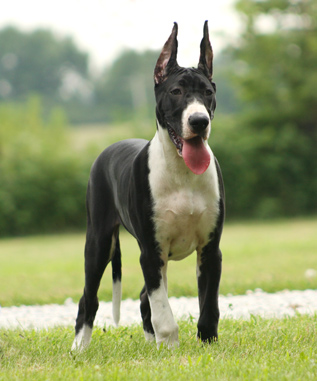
<box><xmin>72</xmin><ymin>21</ymin><xmax>225</xmax><ymax>350</ymax></box>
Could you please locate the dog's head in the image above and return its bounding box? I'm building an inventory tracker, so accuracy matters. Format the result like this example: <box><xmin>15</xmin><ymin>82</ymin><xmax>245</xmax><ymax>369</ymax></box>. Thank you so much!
<box><xmin>154</xmin><ymin>21</ymin><xmax>216</xmax><ymax>175</ymax></box>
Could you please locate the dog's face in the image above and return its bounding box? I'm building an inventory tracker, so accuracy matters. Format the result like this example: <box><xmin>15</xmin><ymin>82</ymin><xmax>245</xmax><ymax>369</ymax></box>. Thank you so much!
<box><xmin>154</xmin><ymin>21</ymin><xmax>216</xmax><ymax>175</ymax></box>
<box><xmin>155</xmin><ymin>68</ymin><xmax>216</xmax><ymax>144</ymax></box>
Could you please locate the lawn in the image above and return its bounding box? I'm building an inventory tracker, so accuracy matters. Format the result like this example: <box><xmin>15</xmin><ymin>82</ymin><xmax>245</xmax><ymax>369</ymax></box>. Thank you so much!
<box><xmin>0</xmin><ymin>316</ymin><xmax>316</xmax><ymax>380</ymax></box>
<box><xmin>0</xmin><ymin>218</ymin><xmax>316</xmax><ymax>380</ymax></box>
<box><xmin>0</xmin><ymin>218</ymin><xmax>316</xmax><ymax>307</ymax></box>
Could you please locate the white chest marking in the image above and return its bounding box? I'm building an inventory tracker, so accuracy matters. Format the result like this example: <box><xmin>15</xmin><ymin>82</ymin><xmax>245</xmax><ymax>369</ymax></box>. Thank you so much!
<box><xmin>148</xmin><ymin>127</ymin><xmax>220</xmax><ymax>261</ymax></box>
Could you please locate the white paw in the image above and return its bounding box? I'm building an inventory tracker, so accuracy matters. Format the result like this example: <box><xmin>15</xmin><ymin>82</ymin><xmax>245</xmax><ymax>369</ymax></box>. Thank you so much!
<box><xmin>155</xmin><ymin>322</ymin><xmax>179</xmax><ymax>349</ymax></box>
<box><xmin>71</xmin><ymin>325</ymin><xmax>92</xmax><ymax>352</ymax></box>
<box><xmin>144</xmin><ymin>330</ymin><xmax>155</xmax><ymax>342</ymax></box>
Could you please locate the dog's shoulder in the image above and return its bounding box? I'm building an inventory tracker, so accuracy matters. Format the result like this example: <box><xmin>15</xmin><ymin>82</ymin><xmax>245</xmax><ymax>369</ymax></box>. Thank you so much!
<box><xmin>90</xmin><ymin>139</ymin><xmax>149</xmax><ymax>178</ymax></box>
<box><xmin>99</xmin><ymin>138</ymin><xmax>149</xmax><ymax>162</ymax></box>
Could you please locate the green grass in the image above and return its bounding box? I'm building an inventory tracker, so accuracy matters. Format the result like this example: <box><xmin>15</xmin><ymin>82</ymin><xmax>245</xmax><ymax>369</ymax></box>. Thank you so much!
<box><xmin>1</xmin><ymin>218</ymin><xmax>316</xmax><ymax>379</ymax></box>
<box><xmin>0</xmin><ymin>316</ymin><xmax>316</xmax><ymax>380</ymax></box>
<box><xmin>0</xmin><ymin>218</ymin><xmax>316</xmax><ymax>306</ymax></box>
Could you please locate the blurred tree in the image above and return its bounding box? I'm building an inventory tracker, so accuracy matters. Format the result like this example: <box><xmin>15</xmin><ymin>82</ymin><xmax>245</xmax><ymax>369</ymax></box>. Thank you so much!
<box><xmin>95</xmin><ymin>50</ymin><xmax>157</xmax><ymax>121</ymax></box>
<box><xmin>213</xmin><ymin>53</ymin><xmax>241</xmax><ymax>115</ymax></box>
<box><xmin>0</xmin><ymin>27</ymin><xmax>91</xmax><ymax>102</ymax></box>
<box><xmin>218</xmin><ymin>0</ymin><xmax>317</xmax><ymax>218</ymax></box>
<box><xmin>0</xmin><ymin>27</ymin><xmax>240</xmax><ymax>124</ymax></box>
<box><xmin>233</xmin><ymin>0</ymin><xmax>317</xmax><ymax>138</ymax></box>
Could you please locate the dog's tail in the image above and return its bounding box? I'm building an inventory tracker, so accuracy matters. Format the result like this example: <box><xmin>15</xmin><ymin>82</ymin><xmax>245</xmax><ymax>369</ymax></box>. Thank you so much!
<box><xmin>111</xmin><ymin>236</ymin><xmax>122</xmax><ymax>326</ymax></box>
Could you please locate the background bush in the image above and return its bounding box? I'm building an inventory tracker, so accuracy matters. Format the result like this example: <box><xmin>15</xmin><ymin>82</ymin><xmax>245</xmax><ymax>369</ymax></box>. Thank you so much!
<box><xmin>0</xmin><ymin>98</ymin><xmax>89</xmax><ymax>236</ymax></box>
<box><xmin>215</xmin><ymin>0</ymin><xmax>317</xmax><ymax>219</ymax></box>
<box><xmin>212</xmin><ymin>115</ymin><xmax>317</xmax><ymax>219</ymax></box>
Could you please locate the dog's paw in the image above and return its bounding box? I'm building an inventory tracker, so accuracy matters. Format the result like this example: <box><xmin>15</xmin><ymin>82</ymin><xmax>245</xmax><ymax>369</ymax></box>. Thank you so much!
<box><xmin>71</xmin><ymin>325</ymin><xmax>92</xmax><ymax>352</ymax></box>
<box><xmin>144</xmin><ymin>330</ymin><xmax>155</xmax><ymax>342</ymax></box>
<box><xmin>155</xmin><ymin>322</ymin><xmax>179</xmax><ymax>349</ymax></box>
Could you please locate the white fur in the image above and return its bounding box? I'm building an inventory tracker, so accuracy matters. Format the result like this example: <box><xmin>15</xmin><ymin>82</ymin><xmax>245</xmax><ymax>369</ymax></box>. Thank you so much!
<box><xmin>148</xmin><ymin>124</ymin><xmax>220</xmax><ymax>262</ymax></box>
<box><xmin>71</xmin><ymin>324</ymin><xmax>92</xmax><ymax>351</ymax></box>
<box><xmin>148</xmin><ymin>274</ymin><xmax>179</xmax><ymax>349</ymax></box>
<box><xmin>196</xmin><ymin>254</ymin><xmax>202</xmax><ymax>279</ymax></box>
<box><xmin>110</xmin><ymin>231</ymin><xmax>122</xmax><ymax>326</ymax></box>
<box><xmin>144</xmin><ymin>331</ymin><xmax>155</xmax><ymax>342</ymax></box>
<box><xmin>112</xmin><ymin>280</ymin><xmax>122</xmax><ymax>326</ymax></box>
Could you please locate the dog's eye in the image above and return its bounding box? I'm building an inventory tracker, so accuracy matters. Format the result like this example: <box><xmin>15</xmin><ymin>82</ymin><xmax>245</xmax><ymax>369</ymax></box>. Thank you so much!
<box><xmin>170</xmin><ymin>88</ymin><xmax>182</xmax><ymax>96</ymax></box>
<box><xmin>205</xmin><ymin>89</ymin><xmax>213</xmax><ymax>96</ymax></box>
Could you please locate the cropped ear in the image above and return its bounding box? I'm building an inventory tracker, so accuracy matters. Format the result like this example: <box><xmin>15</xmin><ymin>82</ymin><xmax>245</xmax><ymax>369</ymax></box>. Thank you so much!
<box><xmin>154</xmin><ymin>22</ymin><xmax>179</xmax><ymax>84</ymax></box>
<box><xmin>198</xmin><ymin>21</ymin><xmax>213</xmax><ymax>80</ymax></box>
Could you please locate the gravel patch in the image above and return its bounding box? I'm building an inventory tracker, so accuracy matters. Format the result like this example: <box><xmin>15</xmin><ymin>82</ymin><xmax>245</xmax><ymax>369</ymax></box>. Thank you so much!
<box><xmin>1</xmin><ymin>289</ymin><xmax>316</xmax><ymax>330</ymax></box>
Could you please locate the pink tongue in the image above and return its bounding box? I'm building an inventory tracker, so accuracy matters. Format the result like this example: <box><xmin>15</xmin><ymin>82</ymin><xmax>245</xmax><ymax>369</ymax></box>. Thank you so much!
<box><xmin>182</xmin><ymin>136</ymin><xmax>211</xmax><ymax>175</ymax></box>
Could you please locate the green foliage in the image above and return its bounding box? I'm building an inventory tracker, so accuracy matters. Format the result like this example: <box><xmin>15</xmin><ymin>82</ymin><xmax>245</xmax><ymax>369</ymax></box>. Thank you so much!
<box><xmin>234</xmin><ymin>0</ymin><xmax>317</xmax><ymax>136</ymax></box>
<box><xmin>212</xmin><ymin>115</ymin><xmax>317</xmax><ymax>218</ymax></box>
<box><xmin>0</xmin><ymin>27</ymin><xmax>89</xmax><ymax>100</ymax></box>
<box><xmin>95</xmin><ymin>50</ymin><xmax>157</xmax><ymax>122</ymax></box>
<box><xmin>214</xmin><ymin>0</ymin><xmax>317</xmax><ymax>218</ymax></box>
<box><xmin>1</xmin><ymin>316</ymin><xmax>316</xmax><ymax>380</ymax></box>
<box><xmin>0</xmin><ymin>98</ymin><xmax>88</xmax><ymax>236</ymax></box>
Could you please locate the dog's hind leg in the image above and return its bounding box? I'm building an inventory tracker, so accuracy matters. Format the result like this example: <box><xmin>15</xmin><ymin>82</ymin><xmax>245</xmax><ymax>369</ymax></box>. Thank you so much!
<box><xmin>72</xmin><ymin>180</ymin><xmax>119</xmax><ymax>351</ymax></box>
<box><xmin>72</xmin><ymin>228</ymin><xmax>118</xmax><ymax>351</ymax></box>
<box><xmin>140</xmin><ymin>285</ymin><xmax>155</xmax><ymax>341</ymax></box>
<box><xmin>111</xmin><ymin>235</ymin><xmax>122</xmax><ymax>326</ymax></box>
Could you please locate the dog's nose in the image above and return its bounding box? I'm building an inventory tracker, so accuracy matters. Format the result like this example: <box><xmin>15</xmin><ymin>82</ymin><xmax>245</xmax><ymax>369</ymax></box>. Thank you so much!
<box><xmin>188</xmin><ymin>112</ymin><xmax>209</xmax><ymax>133</ymax></box>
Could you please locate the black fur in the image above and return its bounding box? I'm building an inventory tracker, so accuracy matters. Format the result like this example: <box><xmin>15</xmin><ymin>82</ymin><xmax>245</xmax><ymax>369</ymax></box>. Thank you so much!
<box><xmin>73</xmin><ymin>21</ymin><xmax>225</xmax><ymax>347</ymax></box>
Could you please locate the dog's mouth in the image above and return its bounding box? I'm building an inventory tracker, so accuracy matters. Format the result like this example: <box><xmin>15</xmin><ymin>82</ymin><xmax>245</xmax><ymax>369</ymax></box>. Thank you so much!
<box><xmin>167</xmin><ymin>125</ymin><xmax>211</xmax><ymax>175</ymax></box>
<box><xmin>167</xmin><ymin>125</ymin><xmax>184</xmax><ymax>157</ymax></box>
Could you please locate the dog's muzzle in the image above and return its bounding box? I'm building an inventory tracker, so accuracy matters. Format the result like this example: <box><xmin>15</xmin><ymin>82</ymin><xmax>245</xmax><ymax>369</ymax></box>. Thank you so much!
<box><xmin>188</xmin><ymin>112</ymin><xmax>210</xmax><ymax>136</ymax></box>
<box><xmin>167</xmin><ymin>121</ymin><xmax>211</xmax><ymax>176</ymax></box>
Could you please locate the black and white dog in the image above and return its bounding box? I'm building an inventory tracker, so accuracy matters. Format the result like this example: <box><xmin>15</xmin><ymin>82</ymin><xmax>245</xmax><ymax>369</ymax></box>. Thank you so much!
<box><xmin>72</xmin><ymin>21</ymin><xmax>225</xmax><ymax>350</ymax></box>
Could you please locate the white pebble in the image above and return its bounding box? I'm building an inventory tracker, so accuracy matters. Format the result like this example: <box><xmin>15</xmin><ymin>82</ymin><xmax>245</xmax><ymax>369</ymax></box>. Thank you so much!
<box><xmin>305</xmin><ymin>269</ymin><xmax>317</xmax><ymax>280</ymax></box>
<box><xmin>0</xmin><ymin>290</ymin><xmax>316</xmax><ymax>330</ymax></box>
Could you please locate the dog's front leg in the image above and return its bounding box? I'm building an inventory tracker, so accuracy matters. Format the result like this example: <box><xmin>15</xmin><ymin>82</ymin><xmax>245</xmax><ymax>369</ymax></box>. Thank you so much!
<box><xmin>196</xmin><ymin>240</ymin><xmax>222</xmax><ymax>343</ymax></box>
<box><xmin>140</xmin><ymin>253</ymin><xmax>179</xmax><ymax>349</ymax></box>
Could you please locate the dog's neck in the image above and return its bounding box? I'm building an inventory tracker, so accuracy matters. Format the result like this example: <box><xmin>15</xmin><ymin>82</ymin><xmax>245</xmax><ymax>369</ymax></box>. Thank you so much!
<box><xmin>153</xmin><ymin>121</ymin><xmax>180</xmax><ymax>162</ymax></box>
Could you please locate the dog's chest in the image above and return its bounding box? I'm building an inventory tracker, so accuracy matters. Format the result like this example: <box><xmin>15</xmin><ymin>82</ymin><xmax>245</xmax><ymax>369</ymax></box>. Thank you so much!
<box><xmin>148</xmin><ymin>137</ymin><xmax>220</xmax><ymax>260</ymax></box>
